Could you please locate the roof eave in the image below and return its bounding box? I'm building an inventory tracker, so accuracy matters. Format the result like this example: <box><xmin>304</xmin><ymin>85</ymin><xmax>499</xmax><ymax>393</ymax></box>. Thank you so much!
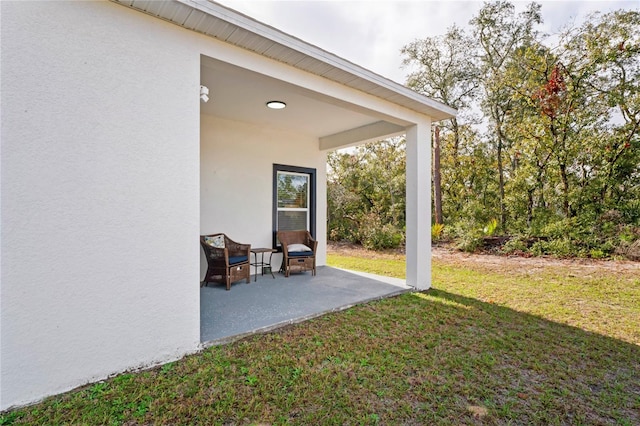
<box><xmin>111</xmin><ymin>0</ymin><xmax>457</xmax><ymax>121</ymax></box>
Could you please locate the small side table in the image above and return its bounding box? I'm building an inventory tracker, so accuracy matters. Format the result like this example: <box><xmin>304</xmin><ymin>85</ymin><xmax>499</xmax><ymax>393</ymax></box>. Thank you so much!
<box><xmin>250</xmin><ymin>248</ymin><xmax>276</xmax><ymax>281</ymax></box>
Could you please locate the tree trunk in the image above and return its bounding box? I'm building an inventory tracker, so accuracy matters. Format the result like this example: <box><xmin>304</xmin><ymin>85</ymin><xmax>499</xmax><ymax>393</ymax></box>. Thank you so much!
<box><xmin>433</xmin><ymin>126</ymin><xmax>444</xmax><ymax>224</ymax></box>
<box><xmin>559</xmin><ymin>162</ymin><xmax>570</xmax><ymax>217</ymax></box>
<box><xmin>495</xmin><ymin>106</ymin><xmax>507</xmax><ymax>229</ymax></box>
<box><xmin>497</xmin><ymin>137</ymin><xmax>506</xmax><ymax>229</ymax></box>
<box><xmin>451</xmin><ymin>118</ymin><xmax>460</xmax><ymax>167</ymax></box>
<box><xmin>526</xmin><ymin>185</ymin><xmax>535</xmax><ymax>226</ymax></box>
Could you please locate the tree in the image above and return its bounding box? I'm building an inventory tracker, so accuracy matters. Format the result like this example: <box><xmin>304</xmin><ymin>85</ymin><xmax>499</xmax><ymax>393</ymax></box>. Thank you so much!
<box><xmin>401</xmin><ymin>25</ymin><xmax>480</xmax><ymax>225</ymax></box>
<box><xmin>471</xmin><ymin>1</ymin><xmax>542</xmax><ymax>228</ymax></box>
<box><xmin>502</xmin><ymin>9</ymin><xmax>640</xmax><ymax>224</ymax></box>
<box><xmin>402</xmin><ymin>24</ymin><xmax>480</xmax><ymax>155</ymax></box>
<box><xmin>569</xmin><ymin>10</ymin><xmax>640</xmax><ymax>220</ymax></box>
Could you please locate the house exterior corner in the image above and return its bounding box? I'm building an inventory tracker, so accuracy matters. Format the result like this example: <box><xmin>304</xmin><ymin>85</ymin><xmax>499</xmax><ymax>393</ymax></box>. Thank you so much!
<box><xmin>1</xmin><ymin>0</ymin><xmax>454</xmax><ymax>410</ymax></box>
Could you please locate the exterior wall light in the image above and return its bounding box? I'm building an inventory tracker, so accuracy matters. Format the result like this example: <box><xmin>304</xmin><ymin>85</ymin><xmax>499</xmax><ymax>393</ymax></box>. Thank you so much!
<box><xmin>200</xmin><ymin>85</ymin><xmax>209</xmax><ymax>103</ymax></box>
<box><xmin>266</xmin><ymin>100</ymin><xmax>286</xmax><ymax>109</ymax></box>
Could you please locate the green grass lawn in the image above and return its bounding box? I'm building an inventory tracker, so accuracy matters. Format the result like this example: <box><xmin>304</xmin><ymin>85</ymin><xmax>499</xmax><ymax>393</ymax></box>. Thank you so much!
<box><xmin>2</xmin><ymin>254</ymin><xmax>638</xmax><ymax>425</ymax></box>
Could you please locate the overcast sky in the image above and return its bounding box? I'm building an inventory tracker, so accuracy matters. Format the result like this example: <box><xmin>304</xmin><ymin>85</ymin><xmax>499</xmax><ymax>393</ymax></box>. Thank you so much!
<box><xmin>218</xmin><ymin>0</ymin><xmax>638</xmax><ymax>84</ymax></box>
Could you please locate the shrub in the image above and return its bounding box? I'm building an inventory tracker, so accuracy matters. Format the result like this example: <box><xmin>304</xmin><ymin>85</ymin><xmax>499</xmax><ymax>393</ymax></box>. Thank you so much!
<box><xmin>447</xmin><ymin>216</ymin><xmax>486</xmax><ymax>253</ymax></box>
<box><xmin>540</xmin><ymin>218</ymin><xmax>575</xmax><ymax>239</ymax></box>
<box><xmin>454</xmin><ymin>227</ymin><xmax>484</xmax><ymax>253</ymax></box>
<box><xmin>615</xmin><ymin>238</ymin><xmax>640</xmax><ymax>261</ymax></box>
<box><xmin>328</xmin><ymin>222</ymin><xmax>359</xmax><ymax>243</ymax></box>
<box><xmin>456</xmin><ymin>235</ymin><xmax>483</xmax><ymax>252</ymax></box>
<box><xmin>361</xmin><ymin>223</ymin><xmax>403</xmax><ymax>250</ymax></box>
<box><xmin>483</xmin><ymin>218</ymin><xmax>499</xmax><ymax>236</ymax></box>
<box><xmin>501</xmin><ymin>236</ymin><xmax>528</xmax><ymax>254</ymax></box>
<box><xmin>626</xmin><ymin>240</ymin><xmax>640</xmax><ymax>261</ymax></box>
<box><xmin>357</xmin><ymin>213</ymin><xmax>403</xmax><ymax>250</ymax></box>
<box><xmin>530</xmin><ymin>237</ymin><xmax>576</xmax><ymax>258</ymax></box>
<box><xmin>431</xmin><ymin>223</ymin><xmax>445</xmax><ymax>241</ymax></box>
<box><xmin>619</xmin><ymin>199</ymin><xmax>640</xmax><ymax>224</ymax></box>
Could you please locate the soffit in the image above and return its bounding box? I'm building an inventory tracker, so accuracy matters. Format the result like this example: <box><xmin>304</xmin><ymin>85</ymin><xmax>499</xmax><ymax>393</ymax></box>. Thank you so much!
<box><xmin>111</xmin><ymin>0</ymin><xmax>457</xmax><ymax>121</ymax></box>
<box><xmin>200</xmin><ymin>57</ymin><xmax>385</xmax><ymax>138</ymax></box>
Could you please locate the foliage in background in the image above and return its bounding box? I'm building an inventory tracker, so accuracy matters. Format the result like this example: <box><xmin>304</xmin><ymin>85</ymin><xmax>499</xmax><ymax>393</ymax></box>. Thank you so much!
<box><xmin>328</xmin><ymin>2</ymin><xmax>639</xmax><ymax>259</ymax></box>
<box><xmin>328</xmin><ymin>139</ymin><xmax>406</xmax><ymax>250</ymax></box>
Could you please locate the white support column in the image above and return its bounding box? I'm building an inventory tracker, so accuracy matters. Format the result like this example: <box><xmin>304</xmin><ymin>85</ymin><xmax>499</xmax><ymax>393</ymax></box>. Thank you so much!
<box><xmin>405</xmin><ymin>120</ymin><xmax>432</xmax><ymax>290</ymax></box>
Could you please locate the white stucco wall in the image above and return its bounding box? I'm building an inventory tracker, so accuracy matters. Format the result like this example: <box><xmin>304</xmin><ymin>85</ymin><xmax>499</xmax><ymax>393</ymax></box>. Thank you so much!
<box><xmin>0</xmin><ymin>1</ymin><xmax>201</xmax><ymax>410</ymax></box>
<box><xmin>200</xmin><ymin>115</ymin><xmax>328</xmax><ymax>276</ymax></box>
<box><xmin>0</xmin><ymin>0</ymin><xmax>436</xmax><ymax>411</ymax></box>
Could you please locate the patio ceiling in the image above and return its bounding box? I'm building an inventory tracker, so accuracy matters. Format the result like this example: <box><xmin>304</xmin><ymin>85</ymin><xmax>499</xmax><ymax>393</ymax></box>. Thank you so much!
<box><xmin>200</xmin><ymin>56</ymin><xmax>409</xmax><ymax>141</ymax></box>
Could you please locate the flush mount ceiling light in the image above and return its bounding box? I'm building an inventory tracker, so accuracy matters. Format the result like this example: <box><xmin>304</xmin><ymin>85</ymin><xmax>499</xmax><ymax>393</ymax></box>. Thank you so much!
<box><xmin>200</xmin><ymin>85</ymin><xmax>209</xmax><ymax>103</ymax></box>
<box><xmin>266</xmin><ymin>100</ymin><xmax>286</xmax><ymax>109</ymax></box>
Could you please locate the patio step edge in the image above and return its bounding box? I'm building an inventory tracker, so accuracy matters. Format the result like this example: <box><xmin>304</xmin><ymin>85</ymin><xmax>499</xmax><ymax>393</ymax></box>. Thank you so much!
<box><xmin>200</xmin><ymin>287</ymin><xmax>413</xmax><ymax>348</ymax></box>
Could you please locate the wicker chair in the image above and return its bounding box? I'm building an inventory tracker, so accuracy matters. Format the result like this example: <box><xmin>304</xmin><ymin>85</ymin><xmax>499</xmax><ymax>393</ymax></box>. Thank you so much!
<box><xmin>200</xmin><ymin>233</ymin><xmax>251</xmax><ymax>290</ymax></box>
<box><xmin>278</xmin><ymin>230</ymin><xmax>317</xmax><ymax>277</ymax></box>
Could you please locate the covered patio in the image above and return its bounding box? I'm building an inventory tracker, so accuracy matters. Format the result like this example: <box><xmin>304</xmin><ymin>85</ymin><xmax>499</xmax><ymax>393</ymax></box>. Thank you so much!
<box><xmin>193</xmin><ymin>1</ymin><xmax>455</xmax><ymax>346</ymax></box>
<box><xmin>201</xmin><ymin>267</ymin><xmax>410</xmax><ymax>344</ymax></box>
<box><xmin>195</xmin><ymin>0</ymin><xmax>455</xmax><ymax>297</ymax></box>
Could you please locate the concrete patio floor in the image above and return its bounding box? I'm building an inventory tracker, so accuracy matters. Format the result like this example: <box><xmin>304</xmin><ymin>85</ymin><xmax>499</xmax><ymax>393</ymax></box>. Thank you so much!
<box><xmin>200</xmin><ymin>266</ymin><xmax>410</xmax><ymax>344</ymax></box>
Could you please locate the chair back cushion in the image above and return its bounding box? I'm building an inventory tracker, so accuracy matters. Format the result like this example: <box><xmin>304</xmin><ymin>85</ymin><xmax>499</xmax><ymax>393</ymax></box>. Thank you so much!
<box><xmin>204</xmin><ymin>235</ymin><xmax>225</xmax><ymax>248</ymax></box>
<box><xmin>288</xmin><ymin>243</ymin><xmax>312</xmax><ymax>252</ymax></box>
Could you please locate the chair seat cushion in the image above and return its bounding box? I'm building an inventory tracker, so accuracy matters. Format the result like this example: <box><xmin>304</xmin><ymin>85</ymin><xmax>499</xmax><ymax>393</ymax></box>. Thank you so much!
<box><xmin>229</xmin><ymin>255</ymin><xmax>248</xmax><ymax>265</ymax></box>
<box><xmin>288</xmin><ymin>251</ymin><xmax>314</xmax><ymax>257</ymax></box>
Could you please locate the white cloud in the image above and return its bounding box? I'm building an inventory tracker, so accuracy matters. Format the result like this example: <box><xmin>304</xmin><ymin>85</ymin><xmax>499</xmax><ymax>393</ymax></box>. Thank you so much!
<box><xmin>219</xmin><ymin>0</ymin><xmax>638</xmax><ymax>84</ymax></box>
